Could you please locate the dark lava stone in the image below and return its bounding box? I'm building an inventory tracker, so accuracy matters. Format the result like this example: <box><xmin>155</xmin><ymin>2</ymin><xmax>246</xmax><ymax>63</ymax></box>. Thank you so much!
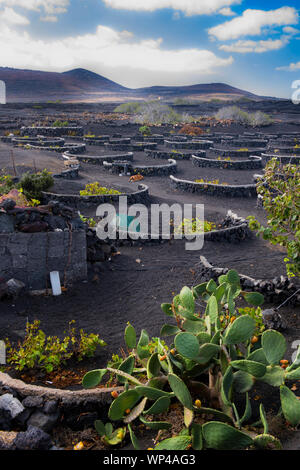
<box><xmin>0</xmin><ymin>198</ymin><xmax>16</xmax><ymax>211</ymax></box>
<box><xmin>22</xmin><ymin>396</ymin><xmax>44</xmax><ymax>408</ymax></box>
<box><xmin>14</xmin><ymin>425</ymin><xmax>53</xmax><ymax>450</ymax></box>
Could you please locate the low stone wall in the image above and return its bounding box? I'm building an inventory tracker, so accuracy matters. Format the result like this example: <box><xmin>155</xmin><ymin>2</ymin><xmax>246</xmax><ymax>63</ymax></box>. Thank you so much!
<box><xmin>26</xmin><ymin>143</ymin><xmax>86</xmax><ymax>154</ymax></box>
<box><xmin>145</xmin><ymin>149</ymin><xmax>206</xmax><ymax>160</ymax></box>
<box><xmin>53</xmin><ymin>168</ymin><xmax>79</xmax><ymax>179</ymax></box>
<box><xmin>209</xmin><ymin>135</ymin><xmax>234</xmax><ymax>144</ymax></box>
<box><xmin>115</xmin><ymin>210</ymin><xmax>250</xmax><ymax>245</ymax></box>
<box><xmin>198</xmin><ymin>256</ymin><xmax>300</xmax><ymax>305</ymax></box>
<box><xmin>103</xmin><ymin>159</ymin><xmax>177</xmax><ymax>177</ymax></box>
<box><xmin>131</xmin><ymin>142</ymin><xmax>158</xmax><ymax>151</ymax></box>
<box><xmin>12</xmin><ymin>137</ymin><xmax>65</xmax><ymax>148</ymax></box>
<box><xmin>0</xmin><ymin>373</ymin><xmax>122</xmax><ymax>441</ymax></box>
<box><xmin>0</xmin><ymin>230</ymin><xmax>87</xmax><ymax>290</ymax></box>
<box><xmin>268</xmin><ymin>146</ymin><xmax>300</xmax><ymax>155</ymax></box>
<box><xmin>84</xmin><ymin>136</ymin><xmax>110</xmax><ymax>145</ymax></box>
<box><xmin>204</xmin><ymin>210</ymin><xmax>250</xmax><ymax>242</ymax></box>
<box><xmin>268</xmin><ymin>138</ymin><xmax>300</xmax><ymax>147</ymax></box>
<box><xmin>140</xmin><ymin>135</ymin><xmax>165</xmax><ymax>144</ymax></box>
<box><xmin>223</xmin><ymin>139</ymin><xmax>268</xmax><ymax>148</ymax></box>
<box><xmin>20</xmin><ymin>127</ymin><xmax>84</xmax><ymax>137</ymax></box>
<box><xmin>262</xmin><ymin>153</ymin><xmax>300</xmax><ymax>164</ymax></box>
<box><xmin>166</xmin><ymin>135</ymin><xmax>188</xmax><ymax>142</ymax></box>
<box><xmin>191</xmin><ymin>154</ymin><xmax>262</xmax><ymax>170</ymax></box>
<box><xmin>170</xmin><ymin>175</ymin><xmax>257</xmax><ymax>198</ymax></box>
<box><xmin>68</xmin><ymin>152</ymin><xmax>134</xmax><ymax>165</ymax></box>
<box><xmin>104</xmin><ymin>143</ymin><xmax>133</xmax><ymax>151</ymax></box>
<box><xmin>164</xmin><ymin>140</ymin><xmax>213</xmax><ymax>150</ymax></box>
<box><xmin>109</xmin><ymin>138</ymin><xmax>131</xmax><ymax>144</ymax></box>
<box><xmin>42</xmin><ymin>184</ymin><xmax>150</xmax><ymax>208</ymax></box>
<box><xmin>210</xmin><ymin>147</ymin><xmax>265</xmax><ymax>158</ymax></box>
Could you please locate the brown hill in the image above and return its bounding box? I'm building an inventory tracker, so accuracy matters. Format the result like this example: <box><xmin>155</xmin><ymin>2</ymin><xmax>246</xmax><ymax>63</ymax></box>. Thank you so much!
<box><xmin>0</xmin><ymin>67</ymin><xmax>271</xmax><ymax>102</ymax></box>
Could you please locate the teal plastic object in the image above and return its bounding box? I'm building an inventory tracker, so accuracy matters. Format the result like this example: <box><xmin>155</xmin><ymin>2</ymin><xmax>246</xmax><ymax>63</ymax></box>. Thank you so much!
<box><xmin>116</xmin><ymin>214</ymin><xmax>141</xmax><ymax>233</ymax></box>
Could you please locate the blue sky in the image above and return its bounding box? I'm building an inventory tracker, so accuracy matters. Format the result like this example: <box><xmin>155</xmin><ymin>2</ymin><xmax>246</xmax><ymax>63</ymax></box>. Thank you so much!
<box><xmin>0</xmin><ymin>0</ymin><xmax>299</xmax><ymax>97</ymax></box>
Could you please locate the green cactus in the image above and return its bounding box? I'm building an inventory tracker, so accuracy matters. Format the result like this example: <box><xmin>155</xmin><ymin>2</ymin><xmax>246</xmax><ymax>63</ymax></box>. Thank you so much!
<box><xmin>128</xmin><ymin>424</ymin><xmax>140</xmax><ymax>450</ymax></box>
<box><xmin>135</xmin><ymin>385</ymin><xmax>173</xmax><ymax>400</ymax></box>
<box><xmin>82</xmin><ymin>368</ymin><xmax>107</xmax><ymax>389</ymax></box>
<box><xmin>124</xmin><ymin>323</ymin><xmax>137</xmax><ymax>350</ymax></box>
<box><xmin>261</xmin><ymin>329</ymin><xmax>287</xmax><ymax>365</ymax></box>
<box><xmin>230</xmin><ymin>360</ymin><xmax>266</xmax><ymax>377</ymax></box>
<box><xmin>81</xmin><ymin>272</ymin><xmax>297</xmax><ymax>450</ymax></box>
<box><xmin>259</xmin><ymin>365</ymin><xmax>285</xmax><ymax>386</ymax></box>
<box><xmin>221</xmin><ymin>365</ymin><xmax>233</xmax><ymax>406</ymax></box>
<box><xmin>253</xmin><ymin>434</ymin><xmax>283</xmax><ymax>450</ymax></box>
<box><xmin>191</xmin><ymin>423</ymin><xmax>203</xmax><ymax>450</ymax></box>
<box><xmin>146</xmin><ymin>352</ymin><xmax>161</xmax><ymax>379</ymax></box>
<box><xmin>168</xmin><ymin>373</ymin><xmax>193</xmax><ymax>410</ymax></box>
<box><xmin>108</xmin><ymin>390</ymin><xmax>141</xmax><ymax>421</ymax></box>
<box><xmin>223</xmin><ymin>315</ymin><xmax>255</xmax><ymax>345</ymax></box>
<box><xmin>174</xmin><ymin>332</ymin><xmax>200</xmax><ymax>359</ymax></box>
<box><xmin>160</xmin><ymin>324</ymin><xmax>180</xmax><ymax>336</ymax></box>
<box><xmin>117</xmin><ymin>356</ymin><xmax>135</xmax><ymax>384</ymax></box>
<box><xmin>205</xmin><ymin>295</ymin><xmax>218</xmax><ymax>323</ymax></box>
<box><xmin>233</xmin><ymin>370</ymin><xmax>255</xmax><ymax>393</ymax></box>
<box><xmin>242</xmin><ymin>292</ymin><xmax>264</xmax><ymax>306</ymax></box>
<box><xmin>137</xmin><ymin>329</ymin><xmax>151</xmax><ymax>360</ymax></box>
<box><xmin>155</xmin><ymin>436</ymin><xmax>192</xmax><ymax>450</ymax></box>
<box><xmin>94</xmin><ymin>420</ymin><xmax>126</xmax><ymax>446</ymax></box>
<box><xmin>226</xmin><ymin>269</ymin><xmax>240</xmax><ymax>285</ymax></box>
<box><xmin>144</xmin><ymin>396</ymin><xmax>171</xmax><ymax>415</ymax></box>
<box><xmin>139</xmin><ymin>416</ymin><xmax>172</xmax><ymax>430</ymax></box>
<box><xmin>161</xmin><ymin>303</ymin><xmax>173</xmax><ymax>316</ymax></box>
<box><xmin>280</xmin><ymin>385</ymin><xmax>300</xmax><ymax>427</ymax></box>
<box><xmin>202</xmin><ymin>422</ymin><xmax>253</xmax><ymax>450</ymax></box>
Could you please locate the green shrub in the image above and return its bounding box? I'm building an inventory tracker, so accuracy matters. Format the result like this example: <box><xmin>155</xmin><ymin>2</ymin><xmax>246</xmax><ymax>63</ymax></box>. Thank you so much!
<box><xmin>83</xmin><ymin>272</ymin><xmax>299</xmax><ymax>450</ymax></box>
<box><xmin>18</xmin><ymin>170</ymin><xmax>54</xmax><ymax>200</ymax></box>
<box><xmin>174</xmin><ymin>218</ymin><xmax>216</xmax><ymax>235</ymax></box>
<box><xmin>80</xmin><ymin>182</ymin><xmax>121</xmax><ymax>196</ymax></box>
<box><xmin>114</xmin><ymin>102</ymin><xmax>143</xmax><ymax>114</ymax></box>
<box><xmin>134</xmin><ymin>102</ymin><xmax>193</xmax><ymax>125</ymax></box>
<box><xmin>79</xmin><ymin>214</ymin><xmax>97</xmax><ymax>227</ymax></box>
<box><xmin>0</xmin><ymin>173</ymin><xmax>15</xmax><ymax>196</ymax></box>
<box><xmin>215</xmin><ymin>106</ymin><xmax>273</xmax><ymax>127</ymax></box>
<box><xmin>6</xmin><ymin>320</ymin><xmax>106</xmax><ymax>373</ymax></box>
<box><xmin>248</xmin><ymin>159</ymin><xmax>300</xmax><ymax>278</ymax></box>
<box><xmin>52</xmin><ymin>120</ymin><xmax>69</xmax><ymax>127</ymax></box>
<box><xmin>139</xmin><ymin>125</ymin><xmax>151</xmax><ymax>137</ymax></box>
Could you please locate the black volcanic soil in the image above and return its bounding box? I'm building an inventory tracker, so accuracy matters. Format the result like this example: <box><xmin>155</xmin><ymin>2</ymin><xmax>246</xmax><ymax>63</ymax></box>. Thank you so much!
<box><xmin>0</xmin><ymin>111</ymin><xmax>299</xmax><ymax>358</ymax></box>
<box><xmin>0</xmin><ymin>104</ymin><xmax>300</xmax><ymax>449</ymax></box>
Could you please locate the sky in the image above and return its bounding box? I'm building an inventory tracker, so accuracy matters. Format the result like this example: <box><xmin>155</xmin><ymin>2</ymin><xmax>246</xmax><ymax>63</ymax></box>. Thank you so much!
<box><xmin>0</xmin><ymin>0</ymin><xmax>299</xmax><ymax>97</ymax></box>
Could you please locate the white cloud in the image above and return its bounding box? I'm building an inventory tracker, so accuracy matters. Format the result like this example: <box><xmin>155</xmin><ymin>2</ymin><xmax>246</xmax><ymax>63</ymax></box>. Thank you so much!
<box><xmin>219</xmin><ymin>36</ymin><xmax>290</xmax><ymax>53</ymax></box>
<box><xmin>0</xmin><ymin>23</ymin><xmax>233</xmax><ymax>86</ymax></box>
<box><xmin>102</xmin><ymin>0</ymin><xmax>242</xmax><ymax>16</ymax></box>
<box><xmin>40</xmin><ymin>15</ymin><xmax>58</xmax><ymax>22</ymax></box>
<box><xmin>208</xmin><ymin>7</ymin><xmax>299</xmax><ymax>40</ymax></box>
<box><xmin>276</xmin><ymin>61</ymin><xmax>300</xmax><ymax>72</ymax></box>
<box><xmin>0</xmin><ymin>0</ymin><xmax>69</xmax><ymax>15</ymax></box>
<box><xmin>218</xmin><ymin>7</ymin><xmax>236</xmax><ymax>17</ymax></box>
<box><xmin>0</xmin><ymin>6</ymin><xmax>29</xmax><ymax>24</ymax></box>
<box><xmin>282</xmin><ymin>26</ymin><xmax>300</xmax><ymax>34</ymax></box>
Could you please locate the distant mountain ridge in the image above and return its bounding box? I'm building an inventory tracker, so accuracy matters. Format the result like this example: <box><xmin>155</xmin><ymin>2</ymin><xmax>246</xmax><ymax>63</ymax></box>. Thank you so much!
<box><xmin>0</xmin><ymin>67</ymin><xmax>272</xmax><ymax>102</ymax></box>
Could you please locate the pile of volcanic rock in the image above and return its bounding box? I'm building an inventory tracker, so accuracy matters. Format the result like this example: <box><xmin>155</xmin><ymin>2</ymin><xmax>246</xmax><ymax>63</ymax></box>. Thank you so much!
<box><xmin>0</xmin><ymin>393</ymin><xmax>57</xmax><ymax>450</ymax></box>
<box><xmin>86</xmin><ymin>227</ymin><xmax>117</xmax><ymax>263</ymax></box>
<box><xmin>0</xmin><ymin>199</ymin><xmax>85</xmax><ymax>233</ymax></box>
